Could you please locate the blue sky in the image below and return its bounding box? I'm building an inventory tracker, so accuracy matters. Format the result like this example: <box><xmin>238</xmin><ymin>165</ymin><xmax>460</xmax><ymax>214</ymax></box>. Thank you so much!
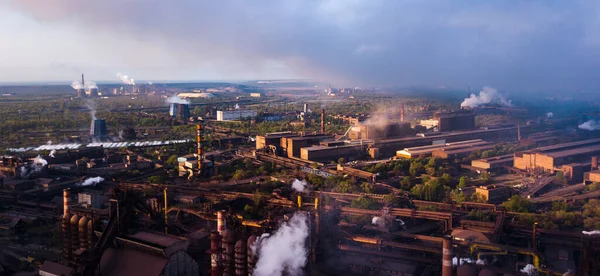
<box><xmin>2</xmin><ymin>0</ymin><xmax>600</xmax><ymax>91</ymax></box>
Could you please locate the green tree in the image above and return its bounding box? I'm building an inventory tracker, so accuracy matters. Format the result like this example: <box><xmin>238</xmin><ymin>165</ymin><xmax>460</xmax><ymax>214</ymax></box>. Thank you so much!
<box><xmin>165</xmin><ymin>154</ymin><xmax>179</xmax><ymax>167</ymax></box>
<box><xmin>470</xmin><ymin>192</ymin><xmax>488</xmax><ymax>203</ymax></box>
<box><xmin>360</xmin><ymin>182</ymin><xmax>374</xmax><ymax>193</ymax></box>
<box><xmin>440</xmin><ymin>173</ymin><xmax>453</xmax><ymax>186</ymax></box>
<box><xmin>458</xmin><ymin>176</ymin><xmax>469</xmax><ymax>189</ymax></box>
<box><xmin>551</xmin><ymin>201</ymin><xmax>569</xmax><ymax>212</ymax></box>
<box><xmin>333</xmin><ymin>180</ymin><xmax>357</xmax><ymax>193</ymax></box>
<box><xmin>451</xmin><ymin>189</ymin><xmax>466</xmax><ymax>204</ymax></box>
<box><xmin>586</xmin><ymin>182</ymin><xmax>600</xmax><ymax>192</ymax></box>
<box><xmin>233</xmin><ymin>169</ymin><xmax>247</xmax><ymax>180</ymax></box>
<box><xmin>400</xmin><ymin>176</ymin><xmax>412</xmax><ymax>190</ymax></box>
<box><xmin>383</xmin><ymin>194</ymin><xmax>400</xmax><ymax>206</ymax></box>
<box><xmin>351</xmin><ymin>196</ymin><xmax>379</xmax><ymax>210</ymax></box>
<box><xmin>148</xmin><ymin>175</ymin><xmax>166</xmax><ymax>184</ymax></box>
<box><xmin>338</xmin><ymin>157</ymin><xmax>346</xmax><ymax>165</ymax></box>
<box><xmin>583</xmin><ymin>199</ymin><xmax>600</xmax><ymax>230</ymax></box>
<box><xmin>556</xmin><ymin>171</ymin><xmax>567</xmax><ymax>184</ymax></box>
<box><xmin>410</xmin><ymin>178</ymin><xmax>448</xmax><ymax>202</ymax></box>
<box><xmin>502</xmin><ymin>195</ymin><xmax>532</xmax><ymax>213</ymax></box>
<box><xmin>409</xmin><ymin>162</ymin><xmax>423</xmax><ymax>176</ymax></box>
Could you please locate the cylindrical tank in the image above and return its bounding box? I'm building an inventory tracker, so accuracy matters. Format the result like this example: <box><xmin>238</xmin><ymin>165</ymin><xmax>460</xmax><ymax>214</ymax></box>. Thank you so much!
<box><xmin>592</xmin><ymin>156</ymin><xmax>598</xmax><ymax>170</ymax></box>
<box><xmin>87</xmin><ymin>219</ymin><xmax>94</xmax><ymax>249</ymax></box>
<box><xmin>222</xmin><ymin>230</ymin><xmax>235</xmax><ymax>276</ymax></box>
<box><xmin>210</xmin><ymin>231</ymin><xmax>222</xmax><ymax>276</ymax></box>
<box><xmin>63</xmin><ymin>189</ymin><xmax>71</xmax><ymax>216</ymax></box>
<box><xmin>442</xmin><ymin>235</ymin><xmax>453</xmax><ymax>276</ymax></box>
<box><xmin>457</xmin><ymin>264</ymin><xmax>477</xmax><ymax>276</ymax></box>
<box><xmin>78</xmin><ymin>216</ymin><xmax>89</xmax><ymax>250</ymax></box>
<box><xmin>62</xmin><ymin>189</ymin><xmax>72</xmax><ymax>259</ymax></box>
<box><xmin>70</xmin><ymin>214</ymin><xmax>80</xmax><ymax>250</ymax></box>
<box><xmin>234</xmin><ymin>240</ymin><xmax>247</xmax><ymax>276</ymax></box>
<box><xmin>247</xmin><ymin>235</ymin><xmax>258</xmax><ymax>276</ymax></box>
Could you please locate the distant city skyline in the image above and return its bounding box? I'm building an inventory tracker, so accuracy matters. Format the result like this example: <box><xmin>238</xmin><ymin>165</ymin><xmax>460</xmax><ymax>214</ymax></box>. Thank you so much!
<box><xmin>2</xmin><ymin>1</ymin><xmax>600</xmax><ymax>91</ymax></box>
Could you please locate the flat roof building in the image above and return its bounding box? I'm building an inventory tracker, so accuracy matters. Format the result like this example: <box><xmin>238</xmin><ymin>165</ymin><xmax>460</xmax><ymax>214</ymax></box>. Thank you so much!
<box><xmin>216</xmin><ymin>110</ymin><xmax>257</xmax><ymax>121</ymax></box>
<box><xmin>471</xmin><ymin>155</ymin><xmax>514</xmax><ymax>171</ymax></box>
<box><xmin>514</xmin><ymin>138</ymin><xmax>600</xmax><ymax>174</ymax></box>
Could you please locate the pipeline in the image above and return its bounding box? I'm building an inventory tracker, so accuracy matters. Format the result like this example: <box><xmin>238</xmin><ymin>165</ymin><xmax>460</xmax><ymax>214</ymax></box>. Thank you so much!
<box><xmin>469</xmin><ymin>242</ymin><xmax>563</xmax><ymax>275</ymax></box>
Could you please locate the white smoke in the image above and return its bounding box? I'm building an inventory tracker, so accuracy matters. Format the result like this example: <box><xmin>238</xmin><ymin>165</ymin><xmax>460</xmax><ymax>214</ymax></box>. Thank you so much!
<box><xmin>71</xmin><ymin>80</ymin><xmax>98</xmax><ymax>90</ymax></box>
<box><xmin>49</xmin><ymin>150</ymin><xmax>56</xmax><ymax>158</ymax></box>
<box><xmin>166</xmin><ymin>95</ymin><xmax>191</xmax><ymax>105</ymax></box>
<box><xmin>116</xmin><ymin>73</ymin><xmax>136</xmax><ymax>85</ymax></box>
<box><xmin>520</xmin><ymin>264</ymin><xmax>537</xmax><ymax>275</ymax></box>
<box><xmin>460</xmin><ymin>87</ymin><xmax>513</xmax><ymax>108</ymax></box>
<box><xmin>235</xmin><ymin>103</ymin><xmax>240</xmax><ymax>110</ymax></box>
<box><xmin>80</xmin><ymin>176</ymin><xmax>104</xmax><ymax>187</ymax></box>
<box><xmin>85</xmin><ymin>100</ymin><xmax>97</xmax><ymax>120</ymax></box>
<box><xmin>292</xmin><ymin>179</ymin><xmax>308</xmax><ymax>193</ymax></box>
<box><xmin>46</xmin><ymin>140</ymin><xmax>52</xmax><ymax>145</ymax></box>
<box><xmin>148</xmin><ymin>81</ymin><xmax>153</xmax><ymax>85</ymax></box>
<box><xmin>21</xmin><ymin>155</ymin><xmax>48</xmax><ymax>178</ymax></box>
<box><xmin>582</xmin><ymin>230</ymin><xmax>600</xmax><ymax>235</ymax></box>
<box><xmin>371</xmin><ymin>216</ymin><xmax>385</xmax><ymax>227</ymax></box>
<box><xmin>579</xmin><ymin>120</ymin><xmax>600</xmax><ymax>131</ymax></box>
<box><xmin>253</xmin><ymin>212</ymin><xmax>309</xmax><ymax>276</ymax></box>
<box><xmin>546</xmin><ymin>112</ymin><xmax>553</xmax><ymax>119</ymax></box>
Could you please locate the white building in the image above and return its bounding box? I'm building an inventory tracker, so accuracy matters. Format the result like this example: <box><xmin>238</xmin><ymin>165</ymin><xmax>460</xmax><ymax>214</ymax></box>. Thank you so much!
<box><xmin>250</xmin><ymin>93</ymin><xmax>262</xmax><ymax>98</ymax></box>
<box><xmin>420</xmin><ymin>119</ymin><xmax>439</xmax><ymax>128</ymax></box>
<box><xmin>216</xmin><ymin>110</ymin><xmax>257</xmax><ymax>121</ymax></box>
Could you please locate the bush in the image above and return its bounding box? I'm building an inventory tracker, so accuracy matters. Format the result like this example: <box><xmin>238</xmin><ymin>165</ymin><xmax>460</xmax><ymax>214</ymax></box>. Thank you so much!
<box><xmin>502</xmin><ymin>195</ymin><xmax>532</xmax><ymax>213</ymax></box>
<box><xmin>351</xmin><ymin>196</ymin><xmax>379</xmax><ymax>210</ymax></box>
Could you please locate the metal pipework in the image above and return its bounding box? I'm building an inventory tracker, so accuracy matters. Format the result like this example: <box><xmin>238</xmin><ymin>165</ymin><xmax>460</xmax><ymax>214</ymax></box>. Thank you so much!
<box><xmin>321</xmin><ymin>109</ymin><xmax>325</xmax><ymax>134</ymax></box>
<box><xmin>442</xmin><ymin>235</ymin><xmax>452</xmax><ymax>276</ymax></box>
<box><xmin>234</xmin><ymin>240</ymin><xmax>247</xmax><ymax>276</ymax></box>
<box><xmin>164</xmin><ymin>188</ymin><xmax>168</xmax><ymax>234</ymax></box>
<box><xmin>247</xmin><ymin>235</ymin><xmax>258</xmax><ymax>276</ymax></box>
<box><xmin>197</xmin><ymin>124</ymin><xmax>202</xmax><ymax>171</ymax></box>
<box><xmin>217</xmin><ymin>211</ymin><xmax>225</xmax><ymax>235</ymax></box>
<box><xmin>222</xmin><ymin>230</ymin><xmax>235</xmax><ymax>276</ymax></box>
<box><xmin>297</xmin><ymin>195</ymin><xmax>302</xmax><ymax>208</ymax></box>
<box><xmin>209</xmin><ymin>231</ymin><xmax>223</xmax><ymax>276</ymax></box>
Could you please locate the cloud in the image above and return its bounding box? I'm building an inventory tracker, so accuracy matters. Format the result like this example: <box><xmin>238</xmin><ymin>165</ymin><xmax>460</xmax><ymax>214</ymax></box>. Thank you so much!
<box><xmin>4</xmin><ymin>1</ymin><xmax>600</xmax><ymax>89</ymax></box>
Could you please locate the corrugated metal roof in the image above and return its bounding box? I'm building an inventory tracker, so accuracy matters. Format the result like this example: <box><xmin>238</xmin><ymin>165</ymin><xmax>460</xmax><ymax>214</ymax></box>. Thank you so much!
<box><xmin>100</xmin><ymin>247</ymin><xmax>167</xmax><ymax>276</ymax></box>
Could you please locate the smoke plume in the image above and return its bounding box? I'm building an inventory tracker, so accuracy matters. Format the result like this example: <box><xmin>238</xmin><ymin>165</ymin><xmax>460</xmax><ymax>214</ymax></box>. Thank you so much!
<box><xmin>371</xmin><ymin>216</ymin><xmax>385</xmax><ymax>227</ymax></box>
<box><xmin>291</xmin><ymin>179</ymin><xmax>308</xmax><ymax>193</ymax></box>
<box><xmin>253</xmin><ymin>212</ymin><xmax>309</xmax><ymax>276</ymax></box>
<box><xmin>520</xmin><ymin>264</ymin><xmax>537</xmax><ymax>275</ymax></box>
<box><xmin>235</xmin><ymin>103</ymin><xmax>240</xmax><ymax>110</ymax></box>
<box><xmin>582</xmin><ymin>230</ymin><xmax>600</xmax><ymax>235</ymax></box>
<box><xmin>116</xmin><ymin>73</ymin><xmax>136</xmax><ymax>85</ymax></box>
<box><xmin>546</xmin><ymin>112</ymin><xmax>553</xmax><ymax>119</ymax></box>
<box><xmin>49</xmin><ymin>150</ymin><xmax>56</xmax><ymax>158</ymax></box>
<box><xmin>80</xmin><ymin>176</ymin><xmax>104</xmax><ymax>187</ymax></box>
<box><xmin>85</xmin><ymin>100</ymin><xmax>97</xmax><ymax>120</ymax></box>
<box><xmin>166</xmin><ymin>95</ymin><xmax>191</xmax><ymax>105</ymax></box>
<box><xmin>579</xmin><ymin>120</ymin><xmax>600</xmax><ymax>131</ymax></box>
<box><xmin>21</xmin><ymin>155</ymin><xmax>48</xmax><ymax>178</ymax></box>
<box><xmin>460</xmin><ymin>87</ymin><xmax>513</xmax><ymax>108</ymax></box>
<box><xmin>71</xmin><ymin>80</ymin><xmax>98</xmax><ymax>90</ymax></box>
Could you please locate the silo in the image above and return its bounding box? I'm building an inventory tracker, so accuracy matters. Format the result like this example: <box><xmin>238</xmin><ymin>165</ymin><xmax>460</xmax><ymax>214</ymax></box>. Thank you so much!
<box><xmin>247</xmin><ymin>235</ymin><xmax>258</xmax><ymax>276</ymax></box>
<box><xmin>78</xmin><ymin>216</ymin><xmax>89</xmax><ymax>250</ymax></box>
<box><xmin>70</xmin><ymin>214</ymin><xmax>80</xmax><ymax>250</ymax></box>
<box><xmin>221</xmin><ymin>230</ymin><xmax>235</xmax><ymax>276</ymax></box>
<box><xmin>234</xmin><ymin>240</ymin><xmax>247</xmax><ymax>276</ymax></box>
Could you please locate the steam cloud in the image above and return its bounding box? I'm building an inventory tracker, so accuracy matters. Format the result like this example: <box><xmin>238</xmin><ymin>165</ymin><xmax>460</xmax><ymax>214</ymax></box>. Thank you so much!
<box><xmin>579</xmin><ymin>120</ymin><xmax>600</xmax><ymax>131</ymax></box>
<box><xmin>166</xmin><ymin>95</ymin><xmax>191</xmax><ymax>105</ymax></box>
<box><xmin>21</xmin><ymin>155</ymin><xmax>48</xmax><ymax>178</ymax></box>
<box><xmin>546</xmin><ymin>112</ymin><xmax>553</xmax><ymax>119</ymax></box>
<box><xmin>460</xmin><ymin>87</ymin><xmax>513</xmax><ymax>108</ymax></box>
<box><xmin>49</xmin><ymin>150</ymin><xmax>56</xmax><ymax>158</ymax></box>
<box><xmin>80</xmin><ymin>176</ymin><xmax>104</xmax><ymax>187</ymax></box>
<box><xmin>582</xmin><ymin>230</ymin><xmax>600</xmax><ymax>235</ymax></box>
<box><xmin>116</xmin><ymin>73</ymin><xmax>136</xmax><ymax>85</ymax></box>
<box><xmin>71</xmin><ymin>80</ymin><xmax>98</xmax><ymax>90</ymax></box>
<box><xmin>85</xmin><ymin>100</ymin><xmax>97</xmax><ymax>120</ymax></box>
<box><xmin>291</xmin><ymin>179</ymin><xmax>308</xmax><ymax>193</ymax></box>
<box><xmin>372</xmin><ymin>216</ymin><xmax>385</xmax><ymax>227</ymax></box>
<box><xmin>520</xmin><ymin>264</ymin><xmax>537</xmax><ymax>275</ymax></box>
<box><xmin>253</xmin><ymin>212</ymin><xmax>309</xmax><ymax>276</ymax></box>
<box><xmin>234</xmin><ymin>104</ymin><xmax>240</xmax><ymax>110</ymax></box>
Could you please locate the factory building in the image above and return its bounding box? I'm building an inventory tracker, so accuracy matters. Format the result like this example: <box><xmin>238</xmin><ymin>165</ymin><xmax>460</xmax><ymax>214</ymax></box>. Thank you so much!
<box><xmin>216</xmin><ymin>110</ymin><xmax>257</xmax><ymax>121</ymax></box>
<box><xmin>432</xmin><ymin>143</ymin><xmax>496</xmax><ymax>159</ymax></box>
<box><xmin>169</xmin><ymin>103</ymin><xmax>191</xmax><ymax>120</ymax></box>
<box><xmin>78</xmin><ymin>191</ymin><xmax>103</xmax><ymax>209</ymax></box>
<box><xmin>250</xmin><ymin>92</ymin><xmax>262</xmax><ymax>98</ymax></box>
<box><xmin>348</xmin><ymin>122</ymin><xmax>413</xmax><ymax>140</ymax></box>
<box><xmin>558</xmin><ymin>162</ymin><xmax>591</xmax><ymax>183</ymax></box>
<box><xmin>474</xmin><ymin>185</ymin><xmax>511</xmax><ymax>204</ymax></box>
<box><xmin>90</xmin><ymin>119</ymin><xmax>108</xmax><ymax>139</ymax></box>
<box><xmin>514</xmin><ymin>138</ymin><xmax>600</xmax><ymax>174</ymax></box>
<box><xmin>471</xmin><ymin>155</ymin><xmax>514</xmax><ymax>171</ymax></box>
<box><xmin>433</xmin><ymin>111</ymin><xmax>475</xmax><ymax>132</ymax></box>
<box><xmin>255</xmin><ymin>132</ymin><xmax>297</xmax><ymax>154</ymax></box>
<box><xmin>281</xmin><ymin>134</ymin><xmax>332</xmax><ymax>158</ymax></box>
<box><xmin>419</xmin><ymin>119</ymin><xmax>439</xmax><ymax>129</ymax></box>
<box><xmin>301</xmin><ymin>144</ymin><xmax>365</xmax><ymax>163</ymax></box>
<box><xmin>88</xmin><ymin>88</ymin><xmax>99</xmax><ymax>98</ymax></box>
<box><xmin>396</xmin><ymin>139</ymin><xmax>489</xmax><ymax>159</ymax></box>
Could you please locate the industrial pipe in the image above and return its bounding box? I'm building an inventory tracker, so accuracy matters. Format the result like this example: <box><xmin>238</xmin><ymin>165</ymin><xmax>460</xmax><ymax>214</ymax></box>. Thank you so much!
<box><xmin>164</xmin><ymin>188</ymin><xmax>168</xmax><ymax>234</ymax></box>
<box><xmin>209</xmin><ymin>231</ymin><xmax>223</xmax><ymax>276</ymax></box>
<box><xmin>247</xmin><ymin>235</ymin><xmax>258</xmax><ymax>276</ymax></box>
<box><xmin>442</xmin><ymin>235</ymin><xmax>453</xmax><ymax>276</ymax></box>
<box><xmin>217</xmin><ymin>211</ymin><xmax>225</xmax><ymax>235</ymax></box>
<box><xmin>222</xmin><ymin>230</ymin><xmax>235</xmax><ymax>276</ymax></box>
<box><xmin>234</xmin><ymin>240</ymin><xmax>247</xmax><ymax>276</ymax></box>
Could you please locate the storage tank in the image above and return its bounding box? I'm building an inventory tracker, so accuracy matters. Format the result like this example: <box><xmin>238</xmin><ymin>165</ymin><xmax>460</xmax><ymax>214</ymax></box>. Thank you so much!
<box><xmin>70</xmin><ymin>214</ymin><xmax>80</xmax><ymax>250</ymax></box>
<box><xmin>78</xmin><ymin>216</ymin><xmax>89</xmax><ymax>250</ymax></box>
<box><xmin>87</xmin><ymin>219</ymin><xmax>95</xmax><ymax>249</ymax></box>
<box><xmin>62</xmin><ymin>189</ymin><xmax>72</xmax><ymax>258</ymax></box>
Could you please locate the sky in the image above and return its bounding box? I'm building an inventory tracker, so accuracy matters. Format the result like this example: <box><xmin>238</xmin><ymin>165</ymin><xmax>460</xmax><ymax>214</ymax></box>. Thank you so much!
<box><xmin>1</xmin><ymin>0</ymin><xmax>600</xmax><ymax>90</ymax></box>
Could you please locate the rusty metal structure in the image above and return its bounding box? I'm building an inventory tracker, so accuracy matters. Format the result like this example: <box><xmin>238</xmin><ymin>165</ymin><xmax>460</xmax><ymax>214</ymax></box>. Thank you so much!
<box><xmin>321</xmin><ymin>108</ymin><xmax>325</xmax><ymax>134</ymax></box>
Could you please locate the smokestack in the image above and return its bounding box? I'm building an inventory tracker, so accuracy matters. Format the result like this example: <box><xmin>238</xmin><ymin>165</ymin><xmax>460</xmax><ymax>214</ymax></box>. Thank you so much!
<box><xmin>63</xmin><ymin>189</ymin><xmax>71</xmax><ymax>216</ymax></box>
<box><xmin>442</xmin><ymin>235</ymin><xmax>452</xmax><ymax>276</ymax></box>
<box><xmin>82</xmin><ymin>74</ymin><xmax>85</xmax><ymax>86</ymax></box>
<box><xmin>321</xmin><ymin>109</ymin><xmax>325</xmax><ymax>134</ymax></box>
<box><xmin>197</xmin><ymin>124</ymin><xmax>202</xmax><ymax>171</ymax></box>
<box><xmin>517</xmin><ymin>122</ymin><xmax>521</xmax><ymax>141</ymax></box>
<box><xmin>592</xmin><ymin>156</ymin><xmax>598</xmax><ymax>171</ymax></box>
<box><xmin>400</xmin><ymin>103</ymin><xmax>405</xmax><ymax>122</ymax></box>
<box><xmin>303</xmin><ymin>103</ymin><xmax>308</xmax><ymax>114</ymax></box>
<box><xmin>217</xmin><ymin>210</ymin><xmax>225</xmax><ymax>235</ymax></box>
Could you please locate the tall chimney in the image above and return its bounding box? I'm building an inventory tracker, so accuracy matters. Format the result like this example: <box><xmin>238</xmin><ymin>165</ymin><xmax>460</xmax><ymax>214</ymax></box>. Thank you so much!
<box><xmin>63</xmin><ymin>189</ymin><xmax>71</xmax><ymax>216</ymax></box>
<box><xmin>592</xmin><ymin>156</ymin><xmax>598</xmax><ymax>171</ymax></box>
<box><xmin>517</xmin><ymin>122</ymin><xmax>521</xmax><ymax>141</ymax></box>
<box><xmin>197</xmin><ymin>124</ymin><xmax>202</xmax><ymax>171</ymax></box>
<box><xmin>303</xmin><ymin>103</ymin><xmax>308</xmax><ymax>114</ymax></box>
<box><xmin>217</xmin><ymin>211</ymin><xmax>225</xmax><ymax>235</ymax></box>
<box><xmin>320</xmin><ymin>109</ymin><xmax>325</xmax><ymax>134</ymax></box>
<box><xmin>442</xmin><ymin>235</ymin><xmax>453</xmax><ymax>276</ymax></box>
<box><xmin>209</xmin><ymin>231</ymin><xmax>223</xmax><ymax>276</ymax></box>
<box><xmin>400</xmin><ymin>103</ymin><xmax>405</xmax><ymax>122</ymax></box>
<box><xmin>81</xmin><ymin>74</ymin><xmax>85</xmax><ymax>86</ymax></box>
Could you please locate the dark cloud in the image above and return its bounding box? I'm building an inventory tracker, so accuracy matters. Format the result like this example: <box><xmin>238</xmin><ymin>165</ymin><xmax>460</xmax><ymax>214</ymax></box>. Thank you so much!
<box><xmin>6</xmin><ymin>0</ymin><xmax>600</xmax><ymax>89</ymax></box>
